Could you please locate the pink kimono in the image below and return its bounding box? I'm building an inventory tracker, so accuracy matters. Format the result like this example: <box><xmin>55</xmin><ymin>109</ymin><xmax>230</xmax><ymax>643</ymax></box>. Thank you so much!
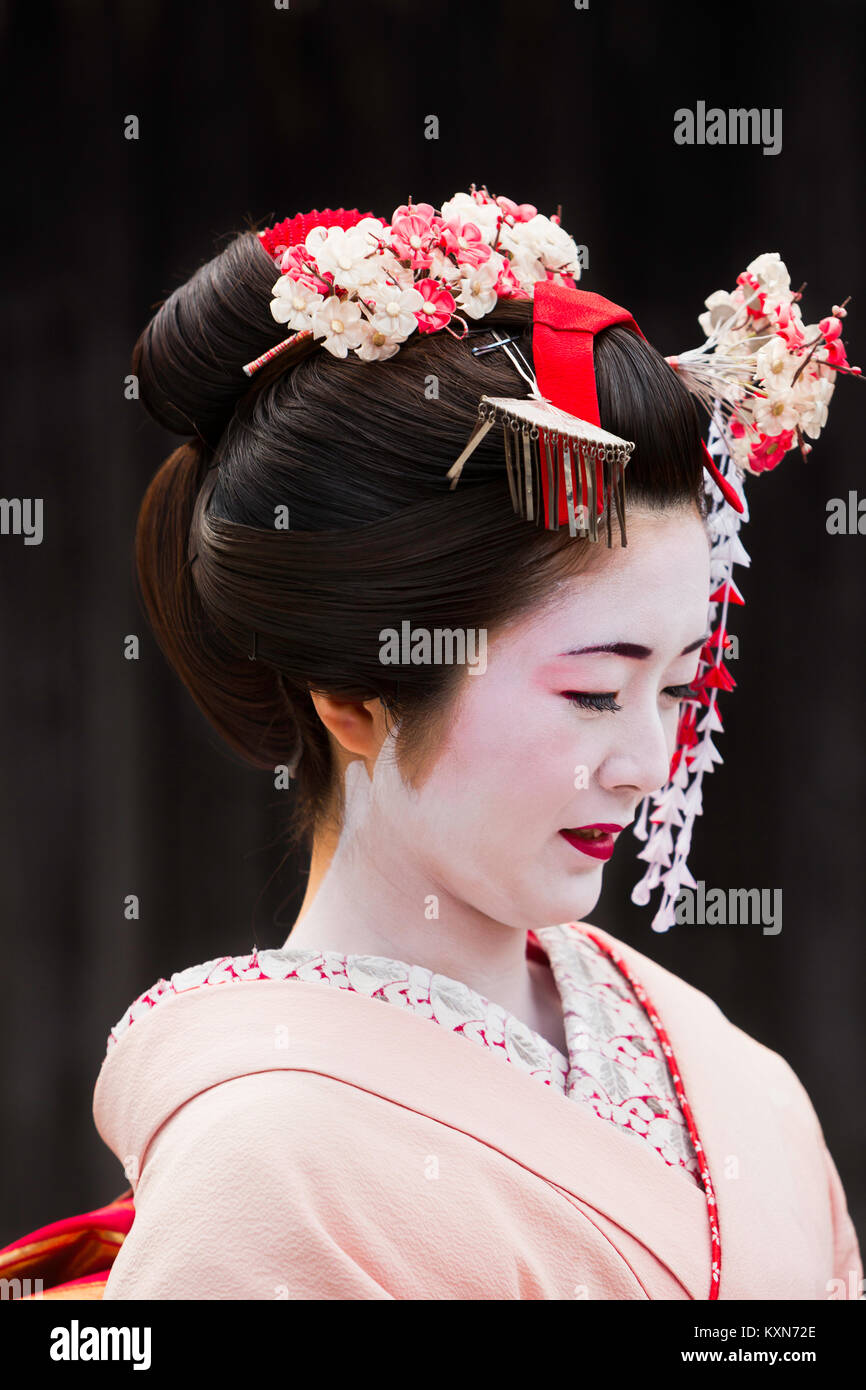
<box><xmin>90</xmin><ymin>920</ymin><xmax>861</xmax><ymax>1300</ymax></box>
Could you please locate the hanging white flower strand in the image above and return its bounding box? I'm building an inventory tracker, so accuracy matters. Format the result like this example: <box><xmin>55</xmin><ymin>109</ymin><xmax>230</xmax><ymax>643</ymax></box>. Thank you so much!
<box><xmin>631</xmin><ymin>413</ymin><xmax>750</xmax><ymax>931</ymax></box>
<box><xmin>632</xmin><ymin>253</ymin><xmax>859</xmax><ymax>931</ymax></box>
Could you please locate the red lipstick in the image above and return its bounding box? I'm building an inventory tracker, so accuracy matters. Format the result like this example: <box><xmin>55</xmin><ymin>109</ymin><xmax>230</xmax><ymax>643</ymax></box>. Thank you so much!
<box><xmin>559</xmin><ymin>823</ymin><xmax>624</xmax><ymax>862</ymax></box>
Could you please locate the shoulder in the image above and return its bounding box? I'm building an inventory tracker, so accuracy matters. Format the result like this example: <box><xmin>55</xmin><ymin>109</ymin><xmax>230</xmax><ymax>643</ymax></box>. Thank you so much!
<box><xmin>103</xmin><ymin>1064</ymin><xmax>646</xmax><ymax>1300</ymax></box>
<box><xmin>94</xmin><ymin>945</ymin><xmax>356</xmax><ymax>1180</ymax></box>
<box><xmin>104</xmin><ymin>1070</ymin><xmax>406</xmax><ymax>1298</ymax></box>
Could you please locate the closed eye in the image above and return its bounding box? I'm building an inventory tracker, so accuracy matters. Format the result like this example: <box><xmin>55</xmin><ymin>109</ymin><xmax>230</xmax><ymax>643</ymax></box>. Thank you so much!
<box><xmin>565</xmin><ymin>683</ymin><xmax>698</xmax><ymax>714</ymax></box>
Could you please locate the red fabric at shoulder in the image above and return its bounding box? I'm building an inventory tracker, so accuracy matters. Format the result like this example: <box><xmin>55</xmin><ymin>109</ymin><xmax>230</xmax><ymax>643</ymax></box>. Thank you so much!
<box><xmin>0</xmin><ymin>1193</ymin><xmax>134</xmax><ymax>1298</ymax></box>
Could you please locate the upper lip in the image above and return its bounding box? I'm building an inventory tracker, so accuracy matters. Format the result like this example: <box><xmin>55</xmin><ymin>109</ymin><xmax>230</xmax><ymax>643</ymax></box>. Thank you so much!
<box><xmin>564</xmin><ymin>823</ymin><xmax>625</xmax><ymax>833</ymax></box>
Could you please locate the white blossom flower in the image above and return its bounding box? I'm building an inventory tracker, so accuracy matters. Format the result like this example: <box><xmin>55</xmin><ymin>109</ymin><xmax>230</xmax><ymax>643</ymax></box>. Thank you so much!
<box><xmin>797</xmin><ymin>375</ymin><xmax>835</xmax><ymax>439</ymax></box>
<box><xmin>755</xmin><ymin>334</ymin><xmax>797</xmax><ymax>388</ymax></box>
<box><xmin>753</xmin><ymin>390</ymin><xmax>800</xmax><ymax>436</ymax></box>
<box><xmin>370</xmin><ymin>249</ymin><xmax>416</xmax><ymax>291</ymax></box>
<box><xmin>746</xmin><ymin>251</ymin><xmax>791</xmax><ymax>299</ymax></box>
<box><xmin>369</xmin><ymin>284</ymin><xmax>425</xmax><ymax>340</ymax></box>
<box><xmin>307</xmin><ymin>223</ymin><xmax>382</xmax><ymax>292</ymax></box>
<box><xmin>501</xmin><ymin>213</ymin><xmax>581</xmax><ymax>278</ymax></box>
<box><xmin>729</xmin><ymin>434</ymin><xmax>754</xmax><ymax>468</ymax></box>
<box><xmin>505</xmin><ymin>244</ymin><xmax>547</xmax><ymax>290</ymax></box>
<box><xmin>698</xmin><ymin>289</ymin><xmax>741</xmax><ymax>343</ymax></box>
<box><xmin>456</xmin><ymin>256</ymin><xmax>501</xmax><ymax>318</ymax></box>
<box><xmin>428</xmin><ymin>247</ymin><xmax>462</xmax><ymax>285</ymax></box>
<box><xmin>440</xmin><ymin>191</ymin><xmax>501</xmax><ymax>241</ymax></box>
<box><xmin>270</xmin><ymin>274</ymin><xmax>324</xmax><ymax>330</ymax></box>
<box><xmin>355</xmin><ymin>319</ymin><xmax>403</xmax><ymax>362</ymax></box>
<box><xmin>309</xmin><ymin>295</ymin><xmax>365</xmax><ymax>357</ymax></box>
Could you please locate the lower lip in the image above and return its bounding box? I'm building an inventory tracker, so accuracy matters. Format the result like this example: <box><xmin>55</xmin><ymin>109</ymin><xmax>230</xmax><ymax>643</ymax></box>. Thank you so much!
<box><xmin>559</xmin><ymin>829</ymin><xmax>616</xmax><ymax>861</ymax></box>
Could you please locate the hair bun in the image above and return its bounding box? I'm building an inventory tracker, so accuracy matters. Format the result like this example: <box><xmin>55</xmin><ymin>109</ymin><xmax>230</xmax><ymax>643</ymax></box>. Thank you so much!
<box><xmin>131</xmin><ymin>230</ymin><xmax>283</xmax><ymax>445</ymax></box>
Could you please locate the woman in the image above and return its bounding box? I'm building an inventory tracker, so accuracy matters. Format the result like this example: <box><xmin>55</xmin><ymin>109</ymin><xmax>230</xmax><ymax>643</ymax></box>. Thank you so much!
<box><xmin>3</xmin><ymin>190</ymin><xmax>860</xmax><ymax>1300</ymax></box>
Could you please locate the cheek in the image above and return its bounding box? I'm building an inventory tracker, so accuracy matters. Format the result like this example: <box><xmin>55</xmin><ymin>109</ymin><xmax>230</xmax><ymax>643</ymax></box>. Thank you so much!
<box><xmin>415</xmin><ymin>682</ymin><xmax>605</xmax><ymax>835</ymax></box>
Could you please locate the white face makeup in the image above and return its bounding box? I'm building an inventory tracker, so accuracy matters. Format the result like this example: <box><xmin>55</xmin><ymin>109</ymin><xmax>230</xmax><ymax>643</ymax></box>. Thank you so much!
<box><xmin>302</xmin><ymin>505</ymin><xmax>711</xmax><ymax>945</ymax></box>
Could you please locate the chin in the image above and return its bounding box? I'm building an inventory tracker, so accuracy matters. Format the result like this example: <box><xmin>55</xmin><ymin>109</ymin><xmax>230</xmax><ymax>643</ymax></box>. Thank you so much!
<box><xmin>516</xmin><ymin>876</ymin><xmax>603</xmax><ymax>932</ymax></box>
<box><xmin>561</xmin><ymin>863</ymin><xmax>604</xmax><ymax>909</ymax></box>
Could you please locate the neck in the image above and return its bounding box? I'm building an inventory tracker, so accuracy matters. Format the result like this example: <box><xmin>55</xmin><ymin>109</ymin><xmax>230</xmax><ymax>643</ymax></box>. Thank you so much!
<box><xmin>285</xmin><ymin>814</ymin><xmax>542</xmax><ymax>1024</ymax></box>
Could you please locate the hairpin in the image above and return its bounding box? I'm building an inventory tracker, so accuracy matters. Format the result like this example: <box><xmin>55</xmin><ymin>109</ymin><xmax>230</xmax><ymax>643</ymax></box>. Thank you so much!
<box><xmin>446</xmin><ymin>390</ymin><xmax>632</xmax><ymax>543</ymax></box>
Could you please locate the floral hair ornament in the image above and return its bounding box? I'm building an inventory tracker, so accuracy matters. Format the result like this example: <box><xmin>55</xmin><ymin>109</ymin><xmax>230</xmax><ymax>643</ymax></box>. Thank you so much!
<box><xmin>245</xmin><ymin>187</ymin><xmax>583</xmax><ymax>375</ymax></box>
<box><xmin>631</xmin><ymin>253</ymin><xmax>860</xmax><ymax>931</ymax></box>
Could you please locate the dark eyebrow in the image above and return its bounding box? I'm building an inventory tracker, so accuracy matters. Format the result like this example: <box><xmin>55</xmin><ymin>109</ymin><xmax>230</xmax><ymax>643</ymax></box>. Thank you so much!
<box><xmin>561</xmin><ymin>634</ymin><xmax>709</xmax><ymax>659</ymax></box>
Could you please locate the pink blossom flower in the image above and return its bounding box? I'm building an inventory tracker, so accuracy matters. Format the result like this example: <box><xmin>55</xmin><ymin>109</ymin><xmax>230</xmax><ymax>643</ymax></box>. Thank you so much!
<box><xmin>815</xmin><ymin>316</ymin><xmax>849</xmax><ymax>367</ymax></box>
<box><xmin>389</xmin><ymin>202</ymin><xmax>439</xmax><ymax>268</ymax></box>
<box><xmin>736</xmin><ymin>272</ymin><xmax>767</xmax><ymax>318</ymax></box>
<box><xmin>390</xmin><ymin>200</ymin><xmax>438</xmax><ymax>225</ymax></box>
<box><xmin>749</xmin><ymin>428</ymin><xmax>795</xmax><ymax>472</ymax></box>
<box><xmin>279</xmin><ymin>245</ymin><xmax>309</xmax><ymax>275</ymax></box>
<box><xmin>494</xmin><ymin>259</ymin><xmax>527</xmax><ymax>298</ymax></box>
<box><xmin>414</xmin><ymin>278</ymin><xmax>456</xmax><ymax>333</ymax></box>
<box><xmin>495</xmin><ymin>195</ymin><xmax>538</xmax><ymax>224</ymax></box>
<box><xmin>773</xmin><ymin>299</ymin><xmax>805</xmax><ymax>349</ymax></box>
<box><xmin>824</xmin><ymin>337</ymin><xmax>848</xmax><ymax>368</ymax></box>
<box><xmin>545</xmin><ymin>269</ymin><xmax>578</xmax><ymax>288</ymax></box>
<box><xmin>279</xmin><ymin>246</ymin><xmax>330</xmax><ymax>295</ymax></box>
<box><xmin>440</xmin><ymin>219</ymin><xmax>492</xmax><ymax>268</ymax></box>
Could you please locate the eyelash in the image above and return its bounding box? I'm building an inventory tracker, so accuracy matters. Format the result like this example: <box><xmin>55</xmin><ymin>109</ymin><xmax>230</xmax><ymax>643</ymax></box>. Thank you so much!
<box><xmin>566</xmin><ymin>684</ymin><xmax>696</xmax><ymax>713</ymax></box>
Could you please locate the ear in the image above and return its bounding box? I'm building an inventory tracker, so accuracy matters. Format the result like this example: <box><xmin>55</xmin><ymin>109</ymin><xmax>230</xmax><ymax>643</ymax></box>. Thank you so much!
<box><xmin>309</xmin><ymin>692</ymin><xmax>390</xmax><ymax>761</ymax></box>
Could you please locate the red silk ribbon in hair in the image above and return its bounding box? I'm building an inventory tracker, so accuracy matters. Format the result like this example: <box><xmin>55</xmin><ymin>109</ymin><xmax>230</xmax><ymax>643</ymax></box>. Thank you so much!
<box><xmin>531</xmin><ymin>282</ymin><xmax>744</xmax><ymax>520</ymax></box>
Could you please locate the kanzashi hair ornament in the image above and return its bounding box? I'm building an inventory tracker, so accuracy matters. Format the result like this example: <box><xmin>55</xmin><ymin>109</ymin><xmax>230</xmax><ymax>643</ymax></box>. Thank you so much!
<box><xmin>450</xmin><ymin>329</ymin><xmax>632</xmax><ymax>542</ymax></box>
<box><xmin>246</xmin><ymin>189</ymin><xmax>583</xmax><ymax>377</ymax></box>
<box><xmin>238</xmin><ymin>195</ymin><xmax>858</xmax><ymax>933</ymax></box>
<box><xmin>243</xmin><ymin>329</ymin><xmax>313</xmax><ymax>378</ymax></box>
<box><xmin>447</xmin><ymin>395</ymin><xmax>632</xmax><ymax>542</ymax></box>
<box><xmin>630</xmin><ymin>256</ymin><xmax>860</xmax><ymax>932</ymax></box>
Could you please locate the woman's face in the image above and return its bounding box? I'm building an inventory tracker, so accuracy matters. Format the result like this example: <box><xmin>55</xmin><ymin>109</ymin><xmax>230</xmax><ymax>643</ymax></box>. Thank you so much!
<box><xmin>347</xmin><ymin>503</ymin><xmax>711</xmax><ymax>932</ymax></box>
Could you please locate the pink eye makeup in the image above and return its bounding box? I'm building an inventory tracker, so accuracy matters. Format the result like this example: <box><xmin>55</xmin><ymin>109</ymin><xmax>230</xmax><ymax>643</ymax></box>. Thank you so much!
<box><xmin>564</xmin><ymin>683</ymin><xmax>698</xmax><ymax>714</ymax></box>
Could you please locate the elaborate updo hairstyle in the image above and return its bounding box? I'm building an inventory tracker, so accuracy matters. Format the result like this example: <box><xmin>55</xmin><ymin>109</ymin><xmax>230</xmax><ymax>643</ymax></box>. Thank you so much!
<box><xmin>133</xmin><ymin>226</ymin><xmax>708</xmax><ymax>851</ymax></box>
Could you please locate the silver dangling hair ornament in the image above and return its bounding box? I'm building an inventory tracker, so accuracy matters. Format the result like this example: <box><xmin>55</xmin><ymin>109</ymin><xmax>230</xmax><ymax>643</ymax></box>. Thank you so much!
<box><xmin>446</xmin><ymin>332</ymin><xmax>635</xmax><ymax>545</ymax></box>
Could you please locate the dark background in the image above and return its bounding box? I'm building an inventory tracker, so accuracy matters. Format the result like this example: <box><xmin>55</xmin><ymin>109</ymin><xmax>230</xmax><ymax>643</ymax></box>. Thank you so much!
<box><xmin>1</xmin><ymin>0</ymin><xmax>864</xmax><ymax>1251</ymax></box>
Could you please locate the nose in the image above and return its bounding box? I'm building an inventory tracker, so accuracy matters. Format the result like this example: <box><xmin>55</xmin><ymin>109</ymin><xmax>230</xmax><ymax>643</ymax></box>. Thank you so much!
<box><xmin>594</xmin><ymin>703</ymin><xmax>676</xmax><ymax>799</ymax></box>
